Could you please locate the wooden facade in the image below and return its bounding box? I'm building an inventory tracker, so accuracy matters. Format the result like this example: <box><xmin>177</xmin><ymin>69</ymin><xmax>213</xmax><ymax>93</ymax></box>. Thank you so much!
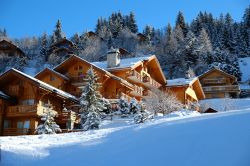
<box><xmin>199</xmin><ymin>68</ymin><xmax>240</xmax><ymax>99</ymax></box>
<box><xmin>0</xmin><ymin>69</ymin><xmax>78</xmax><ymax>136</ymax></box>
<box><xmin>0</xmin><ymin>40</ymin><xmax>25</xmax><ymax>57</ymax></box>
<box><xmin>166</xmin><ymin>77</ymin><xmax>205</xmax><ymax>110</ymax></box>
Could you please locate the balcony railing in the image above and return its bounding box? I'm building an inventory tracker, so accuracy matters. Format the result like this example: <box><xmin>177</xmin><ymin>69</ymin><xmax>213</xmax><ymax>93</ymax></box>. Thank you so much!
<box><xmin>3</xmin><ymin>128</ymin><xmax>33</xmax><ymax>136</ymax></box>
<box><xmin>128</xmin><ymin>70</ymin><xmax>143</xmax><ymax>82</ymax></box>
<box><xmin>57</xmin><ymin>111</ymin><xmax>77</xmax><ymax>122</ymax></box>
<box><xmin>143</xmin><ymin>75</ymin><xmax>161</xmax><ymax>89</ymax></box>
<box><xmin>7</xmin><ymin>105</ymin><xmax>37</xmax><ymax>115</ymax></box>
<box><xmin>130</xmin><ymin>84</ymin><xmax>143</xmax><ymax>97</ymax></box>
<box><xmin>70</xmin><ymin>76</ymin><xmax>88</xmax><ymax>86</ymax></box>
<box><xmin>202</xmin><ymin>78</ymin><xmax>227</xmax><ymax>85</ymax></box>
<box><xmin>203</xmin><ymin>85</ymin><xmax>240</xmax><ymax>92</ymax></box>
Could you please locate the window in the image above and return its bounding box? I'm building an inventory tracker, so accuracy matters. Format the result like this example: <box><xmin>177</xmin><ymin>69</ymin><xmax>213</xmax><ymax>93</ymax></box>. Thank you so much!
<box><xmin>79</xmin><ymin>66</ymin><xmax>83</xmax><ymax>70</ymax></box>
<box><xmin>17</xmin><ymin>120</ymin><xmax>30</xmax><ymax>128</ymax></box>
<box><xmin>78</xmin><ymin>72</ymin><xmax>83</xmax><ymax>76</ymax></box>
<box><xmin>4</xmin><ymin>120</ymin><xmax>10</xmax><ymax>128</ymax></box>
<box><xmin>22</xmin><ymin>99</ymin><xmax>35</xmax><ymax>105</ymax></box>
<box><xmin>74</xmin><ymin>66</ymin><xmax>78</xmax><ymax>71</ymax></box>
<box><xmin>50</xmin><ymin>75</ymin><xmax>56</xmax><ymax>81</ymax></box>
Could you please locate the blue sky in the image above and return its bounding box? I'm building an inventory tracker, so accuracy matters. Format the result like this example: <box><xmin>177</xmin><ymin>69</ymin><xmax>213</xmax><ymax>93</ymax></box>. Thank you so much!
<box><xmin>0</xmin><ymin>0</ymin><xmax>249</xmax><ymax>38</ymax></box>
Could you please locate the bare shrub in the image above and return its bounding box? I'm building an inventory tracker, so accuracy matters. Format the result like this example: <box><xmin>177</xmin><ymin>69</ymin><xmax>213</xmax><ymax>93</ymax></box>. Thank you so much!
<box><xmin>143</xmin><ymin>89</ymin><xmax>183</xmax><ymax>115</ymax></box>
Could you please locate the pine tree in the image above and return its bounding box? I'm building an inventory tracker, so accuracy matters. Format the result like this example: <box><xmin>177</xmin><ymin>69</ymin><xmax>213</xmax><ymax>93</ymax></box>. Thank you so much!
<box><xmin>118</xmin><ymin>97</ymin><xmax>130</xmax><ymax>116</ymax></box>
<box><xmin>176</xmin><ymin>11</ymin><xmax>188</xmax><ymax>36</ymax></box>
<box><xmin>128</xmin><ymin>12</ymin><xmax>138</xmax><ymax>33</ymax></box>
<box><xmin>40</xmin><ymin>32</ymin><xmax>48</xmax><ymax>60</ymax></box>
<box><xmin>198</xmin><ymin>28</ymin><xmax>212</xmax><ymax>63</ymax></box>
<box><xmin>80</xmin><ymin>66</ymin><xmax>105</xmax><ymax>130</ymax></box>
<box><xmin>143</xmin><ymin>25</ymin><xmax>153</xmax><ymax>40</ymax></box>
<box><xmin>51</xmin><ymin>19</ymin><xmax>64</xmax><ymax>44</ymax></box>
<box><xmin>242</xmin><ymin>5</ymin><xmax>250</xmax><ymax>55</ymax></box>
<box><xmin>35</xmin><ymin>101</ymin><xmax>61</xmax><ymax>134</ymax></box>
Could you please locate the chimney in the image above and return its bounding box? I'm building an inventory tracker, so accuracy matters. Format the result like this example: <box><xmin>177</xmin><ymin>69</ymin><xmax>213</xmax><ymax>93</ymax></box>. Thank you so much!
<box><xmin>107</xmin><ymin>47</ymin><xmax>120</xmax><ymax>68</ymax></box>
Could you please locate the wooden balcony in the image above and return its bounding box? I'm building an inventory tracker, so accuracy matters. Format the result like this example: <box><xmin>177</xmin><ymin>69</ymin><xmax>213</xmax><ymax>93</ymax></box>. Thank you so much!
<box><xmin>3</xmin><ymin>128</ymin><xmax>34</xmax><ymax>136</ymax></box>
<box><xmin>6</xmin><ymin>105</ymin><xmax>38</xmax><ymax>117</ymax></box>
<box><xmin>203</xmin><ymin>85</ymin><xmax>240</xmax><ymax>93</ymax></box>
<box><xmin>57</xmin><ymin>111</ymin><xmax>78</xmax><ymax>123</ymax></box>
<box><xmin>7</xmin><ymin>85</ymin><xmax>24</xmax><ymax>96</ymax></box>
<box><xmin>70</xmin><ymin>76</ymin><xmax>88</xmax><ymax>87</ymax></box>
<box><xmin>202</xmin><ymin>78</ymin><xmax>227</xmax><ymax>85</ymax></box>
<box><xmin>142</xmin><ymin>75</ymin><xmax>162</xmax><ymax>89</ymax></box>
<box><xmin>127</xmin><ymin>70</ymin><xmax>143</xmax><ymax>83</ymax></box>
<box><xmin>130</xmin><ymin>84</ymin><xmax>143</xmax><ymax>97</ymax></box>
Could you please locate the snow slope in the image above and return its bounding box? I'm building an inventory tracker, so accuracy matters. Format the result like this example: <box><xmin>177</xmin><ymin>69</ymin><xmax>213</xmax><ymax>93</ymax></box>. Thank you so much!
<box><xmin>239</xmin><ymin>57</ymin><xmax>250</xmax><ymax>82</ymax></box>
<box><xmin>199</xmin><ymin>98</ymin><xmax>250</xmax><ymax>112</ymax></box>
<box><xmin>1</xmin><ymin>109</ymin><xmax>250</xmax><ymax>166</ymax></box>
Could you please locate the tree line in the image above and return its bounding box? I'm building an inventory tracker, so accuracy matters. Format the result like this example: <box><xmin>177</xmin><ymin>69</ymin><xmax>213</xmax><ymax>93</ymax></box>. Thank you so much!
<box><xmin>0</xmin><ymin>6</ymin><xmax>250</xmax><ymax>80</ymax></box>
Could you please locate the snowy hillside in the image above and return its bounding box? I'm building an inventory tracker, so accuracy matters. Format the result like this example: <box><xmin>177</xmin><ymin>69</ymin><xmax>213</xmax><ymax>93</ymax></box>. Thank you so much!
<box><xmin>239</xmin><ymin>57</ymin><xmax>250</xmax><ymax>83</ymax></box>
<box><xmin>1</xmin><ymin>108</ymin><xmax>250</xmax><ymax>166</ymax></box>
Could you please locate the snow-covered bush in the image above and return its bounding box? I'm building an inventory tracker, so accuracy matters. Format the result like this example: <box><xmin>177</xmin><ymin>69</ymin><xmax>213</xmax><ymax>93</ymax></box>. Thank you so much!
<box><xmin>144</xmin><ymin>89</ymin><xmax>183</xmax><ymax>115</ymax></box>
<box><xmin>35</xmin><ymin>103</ymin><xmax>61</xmax><ymax>134</ymax></box>
<box><xmin>79</xmin><ymin>66</ymin><xmax>106</xmax><ymax>130</ymax></box>
<box><xmin>129</xmin><ymin>98</ymin><xmax>141</xmax><ymax>114</ymax></box>
<box><xmin>82</xmin><ymin>112</ymin><xmax>101</xmax><ymax>130</ymax></box>
<box><xmin>134</xmin><ymin>102</ymin><xmax>153</xmax><ymax>124</ymax></box>
<box><xmin>118</xmin><ymin>97</ymin><xmax>130</xmax><ymax>116</ymax></box>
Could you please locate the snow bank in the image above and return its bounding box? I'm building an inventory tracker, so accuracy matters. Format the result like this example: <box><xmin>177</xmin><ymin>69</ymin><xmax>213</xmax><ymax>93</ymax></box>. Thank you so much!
<box><xmin>1</xmin><ymin>109</ymin><xmax>250</xmax><ymax>166</ymax></box>
<box><xmin>199</xmin><ymin>98</ymin><xmax>250</xmax><ymax>112</ymax></box>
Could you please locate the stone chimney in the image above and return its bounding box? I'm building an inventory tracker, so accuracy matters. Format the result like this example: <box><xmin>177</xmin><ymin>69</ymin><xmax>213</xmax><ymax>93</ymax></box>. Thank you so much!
<box><xmin>107</xmin><ymin>47</ymin><xmax>120</xmax><ymax>68</ymax></box>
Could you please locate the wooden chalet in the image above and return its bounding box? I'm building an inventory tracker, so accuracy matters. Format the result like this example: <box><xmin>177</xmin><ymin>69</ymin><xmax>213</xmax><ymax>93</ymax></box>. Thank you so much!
<box><xmin>92</xmin><ymin>49</ymin><xmax>167</xmax><ymax>101</ymax></box>
<box><xmin>37</xmin><ymin>54</ymin><xmax>134</xmax><ymax>102</ymax></box>
<box><xmin>199</xmin><ymin>68</ymin><xmax>240</xmax><ymax>99</ymax></box>
<box><xmin>0</xmin><ymin>68</ymin><xmax>78</xmax><ymax>136</ymax></box>
<box><xmin>166</xmin><ymin>77</ymin><xmax>205</xmax><ymax>110</ymax></box>
<box><xmin>36</xmin><ymin>48</ymin><xmax>166</xmax><ymax>102</ymax></box>
<box><xmin>0</xmin><ymin>40</ymin><xmax>25</xmax><ymax>57</ymax></box>
<box><xmin>137</xmin><ymin>33</ymin><xmax>149</xmax><ymax>43</ymax></box>
<box><xmin>48</xmin><ymin>38</ymin><xmax>77</xmax><ymax>58</ymax></box>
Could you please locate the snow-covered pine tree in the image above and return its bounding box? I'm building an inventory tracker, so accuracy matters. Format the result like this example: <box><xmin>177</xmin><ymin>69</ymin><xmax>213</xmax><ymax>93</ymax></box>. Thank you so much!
<box><xmin>129</xmin><ymin>98</ymin><xmax>140</xmax><ymax>114</ymax></box>
<box><xmin>51</xmin><ymin>19</ymin><xmax>64</xmax><ymax>44</ymax></box>
<box><xmin>175</xmin><ymin>11</ymin><xmax>188</xmax><ymax>36</ymax></box>
<box><xmin>134</xmin><ymin>101</ymin><xmax>152</xmax><ymax>124</ymax></box>
<box><xmin>128</xmin><ymin>12</ymin><xmax>138</xmax><ymax>33</ymax></box>
<box><xmin>118</xmin><ymin>97</ymin><xmax>130</xmax><ymax>116</ymax></box>
<box><xmin>79</xmin><ymin>66</ymin><xmax>106</xmax><ymax>130</ymax></box>
<box><xmin>35</xmin><ymin>101</ymin><xmax>61</xmax><ymax>134</ymax></box>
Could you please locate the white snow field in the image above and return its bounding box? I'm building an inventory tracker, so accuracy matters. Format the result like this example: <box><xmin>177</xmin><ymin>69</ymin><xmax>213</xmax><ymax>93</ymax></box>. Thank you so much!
<box><xmin>0</xmin><ymin>107</ymin><xmax>250</xmax><ymax>166</ymax></box>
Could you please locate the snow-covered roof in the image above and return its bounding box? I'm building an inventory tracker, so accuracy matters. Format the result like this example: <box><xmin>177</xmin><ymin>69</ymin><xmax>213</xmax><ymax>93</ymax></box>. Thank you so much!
<box><xmin>3</xmin><ymin>68</ymin><xmax>78</xmax><ymax>102</ymax></box>
<box><xmin>92</xmin><ymin>55</ymin><xmax>152</xmax><ymax>70</ymax></box>
<box><xmin>166</xmin><ymin>78</ymin><xmax>197</xmax><ymax>87</ymax></box>
<box><xmin>198</xmin><ymin>68</ymin><xmax>237</xmax><ymax>80</ymax></box>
